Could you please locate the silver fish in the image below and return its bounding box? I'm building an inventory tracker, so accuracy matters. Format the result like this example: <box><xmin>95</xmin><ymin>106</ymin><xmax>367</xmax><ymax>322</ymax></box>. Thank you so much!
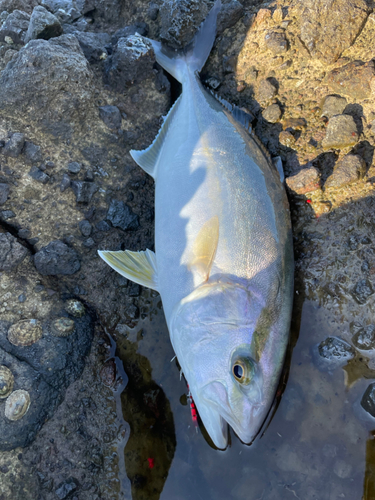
<box><xmin>99</xmin><ymin>0</ymin><xmax>294</xmax><ymax>449</ymax></box>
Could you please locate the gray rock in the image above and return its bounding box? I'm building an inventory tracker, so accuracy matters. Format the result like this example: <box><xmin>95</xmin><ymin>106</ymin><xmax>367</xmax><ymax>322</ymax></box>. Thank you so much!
<box><xmin>99</xmin><ymin>105</ymin><xmax>122</xmax><ymax>130</ymax></box>
<box><xmin>75</xmin><ymin>0</ymin><xmax>95</xmax><ymax>15</ymax></box>
<box><xmin>55</xmin><ymin>477</ymin><xmax>79</xmax><ymax>500</ymax></box>
<box><xmin>285</xmin><ymin>167</ymin><xmax>321</xmax><ymax>195</ymax></box>
<box><xmin>0</xmin><ymin>0</ymin><xmax>37</xmax><ymax>14</ymax></box>
<box><xmin>257</xmin><ymin>79</ymin><xmax>277</xmax><ymax>105</ymax></box>
<box><xmin>96</xmin><ymin>220</ymin><xmax>110</xmax><ymax>231</ymax></box>
<box><xmin>361</xmin><ymin>383</ymin><xmax>375</xmax><ymax>417</ymax></box>
<box><xmin>322</xmin><ymin>114</ymin><xmax>358</xmax><ymax>150</ymax></box>
<box><xmin>318</xmin><ymin>337</ymin><xmax>355</xmax><ymax>361</ymax></box>
<box><xmin>351</xmin><ymin>279</ymin><xmax>374</xmax><ymax>304</ymax></box>
<box><xmin>34</xmin><ymin>240</ymin><xmax>80</xmax><ymax>275</ymax></box>
<box><xmin>321</xmin><ymin>95</ymin><xmax>347</xmax><ymax>119</ymax></box>
<box><xmin>23</xmin><ymin>141</ymin><xmax>42</xmax><ymax>163</ymax></box>
<box><xmin>325</xmin><ymin>154</ymin><xmax>366</xmax><ymax>188</ymax></box>
<box><xmin>78</xmin><ymin>219</ymin><xmax>92</xmax><ymax>237</ymax></box>
<box><xmin>297</xmin><ymin>0</ymin><xmax>369</xmax><ymax>64</ymax></box>
<box><xmin>0</xmin><ymin>35</ymin><xmax>93</xmax><ymax>136</ymax></box>
<box><xmin>74</xmin><ymin>31</ymin><xmax>111</xmax><ymax>63</ymax></box>
<box><xmin>24</xmin><ymin>5</ymin><xmax>62</xmax><ymax>43</ymax></box>
<box><xmin>352</xmin><ymin>324</ymin><xmax>375</xmax><ymax>350</ymax></box>
<box><xmin>60</xmin><ymin>173</ymin><xmax>71</xmax><ymax>192</ymax></box>
<box><xmin>159</xmin><ymin>0</ymin><xmax>211</xmax><ymax>49</ymax></box>
<box><xmin>111</xmin><ymin>23</ymin><xmax>149</xmax><ymax>45</ymax></box>
<box><xmin>0</xmin><ymin>9</ymin><xmax>30</xmax><ymax>44</ymax></box>
<box><xmin>217</xmin><ymin>0</ymin><xmax>244</xmax><ymax>34</ymax></box>
<box><xmin>28</xmin><ymin>166</ymin><xmax>50</xmax><ymax>184</ymax></box>
<box><xmin>147</xmin><ymin>2</ymin><xmax>159</xmax><ymax>20</ymax></box>
<box><xmin>262</xmin><ymin>103</ymin><xmax>282</xmax><ymax>123</ymax></box>
<box><xmin>82</xmin><ymin>237</ymin><xmax>95</xmax><ymax>248</ymax></box>
<box><xmin>128</xmin><ymin>282</ymin><xmax>141</xmax><ymax>297</ymax></box>
<box><xmin>40</xmin><ymin>0</ymin><xmax>73</xmax><ymax>14</ymax></box>
<box><xmin>264</xmin><ymin>30</ymin><xmax>288</xmax><ymax>54</ymax></box>
<box><xmin>104</xmin><ymin>34</ymin><xmax>154</xmax><ymax>92</ymax></box>
<box><xmin>0</xmin><ymin>210</ymin><xmax>15</xmax><ymax>220</ymax></box>
<box><xmin>106</xmin><ymin>199</ymin><xmax>139</xmax><ymax>231</ymax></box>
<box><xmin>67</xmin><ymin>161</ymin><xmax>81</xmax><ymax>174</ymax></box>
<box><xmin>71</xmin><ymin>180</ymin><xmax>98</xmax><ymax>203</ymax></box>
<box><xmin>0</xmin><ymin>233</ymin><xmax>29</xmax><ymax>272</ymax></box>
<box><xmin>0</xmin><ymin>183</ymin><xmax>9</xmax><ymax>205</ymax></box>
<box><xmin>2</xmin><ymin>132</ymin><xmax>25</xmax><ymax>157</ymax></box>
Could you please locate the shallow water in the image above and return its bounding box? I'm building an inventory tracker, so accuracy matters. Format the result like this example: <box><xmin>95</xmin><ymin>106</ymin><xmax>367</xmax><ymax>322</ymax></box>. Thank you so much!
<box><xmin>109</xmin><ymin>286</ymin><xmax>375</xmax><ymax>500</ymax></box>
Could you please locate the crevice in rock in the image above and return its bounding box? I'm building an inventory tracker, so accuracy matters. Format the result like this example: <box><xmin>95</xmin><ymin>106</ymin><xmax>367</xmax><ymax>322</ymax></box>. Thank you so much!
<box><xmin>0</xmin><ymin>219</ymin><xmax>36</xmax><ymax>255</ymax></box>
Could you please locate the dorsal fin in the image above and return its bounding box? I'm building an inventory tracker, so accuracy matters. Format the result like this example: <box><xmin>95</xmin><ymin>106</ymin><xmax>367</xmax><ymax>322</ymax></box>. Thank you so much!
<box><xmin>130</xmin><ymin>94</ymin><xmax>182</xmax><ymax>179</ymax></box>
<box><xmin>98</xmin><ymin>249</ymin><xmax>158</xmax><ymax>291</ymax></box>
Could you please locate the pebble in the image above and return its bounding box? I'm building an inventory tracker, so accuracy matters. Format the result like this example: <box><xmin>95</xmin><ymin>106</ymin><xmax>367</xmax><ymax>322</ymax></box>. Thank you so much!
<box><xmin>318</xmin><ymin>337</ymin><xmax>355</xmax><ymax>361</ymax></box>
<box><xmin>95</xmin><ymin>220</ymin><xmax>110</xmax><ymax>232</ymax></box>
<box><xmin>2</xmin><ymin>133</ymin><xmax>25</xmax><ymax>158</ymax></box>
<box><xmin>325</xmin><ymin>154</ymin><xmax>366</xmax><ymax>189</ymax></box>
<box><xmin>279</xmin><ymin>130</ymin><xmax>296</xmax><ymax>148</ymax></box>
<box><xmin>352</xmin><ymin>324</ymin><xmax>375</xmax><ymax>350</ymax></box>
<box><xmin>128</xmin><ymin>282</ymin><xmax>141</xmax><ymax>297</ymax></box>
<box><xmin>78</xmin><ymin>220</ymin><xmax>92</xmax><ymax>237</ymax></box>
<box><xmin>325</xmin><ymin>60</ymin><xmax>374</xmax><ymax>100</ymax></box>
<box><xmin>282</xmin><ymin>117</ymin><xmax>307</xmax><ymax>130</ymax></box>
<box><xmin>321</xmin><ymin>95</ymin><xmax>347</xmax><ymax>119</ymax></box>
<box><xmin>262</xmin><ymin>103</ymin><xmax>282</xmax><ymax>123</ymax></box>
<box><xmin>98</xmin><ymin>105</ymin><xmax>122</xmax><ymax>130</ymax></box>
<box><xmin>83</xmin><ymin>237</ymin><xmax>95</xmax><ymax>248</ymax></box>
<box><xmin>65</xmin><ymin>299</ymin><xmax>85</xmax><ymax>317</ymax></box>
<box><xmin>351</xmin><ymin>279</ymin><xmax>374</xmax><ymax>304</ymax></box>
<box><xmin>321</xmin><ymin>114</ymin><xmax>358</xmax><ymax>150</ymax></box>
<box><xmin>106</xmin><ymin>199</ymin><xmax>139</xmax><ymax>231</ymax></box>
<box><xmin>0</xmin><ymin>233</ymin><xmax>29</xmax><ymax>272</ymax></box>
<box><xmin>285</xmin><ymin>167</ymin><xmax>321</xmax><ymax>195</ymax></box>
<box><xmin>28</xmin><ymin>166</ymin><xmax>50</xmax><ymax>184</ymax></box>
<box><xmin>1</xmin><ymin>210</ymin><xmax>15</xmax><ymax>220</ymax></box>
<box><xmin>71</xmin><ymin>181</ymin><xmax>98</xmax><ymax>203</ymax></box>
<box><xmin>74</xmin><ymin>31</ymin><xmax>111</xmax><ymax>63</ymax></box>
<box><xmin>18</xmin><ymin>293</ymin><xmax>26</xmax><ymax>303</ymax></box>
<box><xmin>34</xmin><ymin>240</ymin><xmax>80</xmax><ymax>275</ymax></box>
<box><xmin>24</xmin><ymin>5</ymin><xmax>62</xmax><ymax>43</ymax></box>
<box><xmin>257</xmin><ymin>79</ymin><xmax>277</xmax><ymax>104</ymax></box>
<box><xmin>60</xmin><ymin>173</ymin><xmax>71</xmax><ymax>192</ymax></box>
<box><xmin>23</xmin><ymin>141</ymin><xmax>42</xmax><ymax>163</ymax></box>
<box><xmin>68</xmin><ymin>161</ymin><xmax>81</xmax><ymax>174</ymax></box>
<box><xmin>361</xmin><ymin>383</ymin><xmax>375</xmax><ymax>417</ymax></box>
<box><xmin>55</xmin><ymin>477</ymin><xmax>79</xmax><ymax>500</ymax></box>
<box><xmin>264</xmin><ymin>30</ymin><xmax>288</xmax><ymax>54</ymax></box>
<box><xmin>0</xmin><ymin>183</ymin><xmax>9</xmax><ymax>205</ymax></box>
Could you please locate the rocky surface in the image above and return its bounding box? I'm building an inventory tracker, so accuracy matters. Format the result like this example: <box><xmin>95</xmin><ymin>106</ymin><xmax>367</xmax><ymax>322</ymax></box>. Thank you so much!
<box><xmin>0</xmin><ymin>0</ymin><xmax>375</xmax><ymax>498</ymax></box>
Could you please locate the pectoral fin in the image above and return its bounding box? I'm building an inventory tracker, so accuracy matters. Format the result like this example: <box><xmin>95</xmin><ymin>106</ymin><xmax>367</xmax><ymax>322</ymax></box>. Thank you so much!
<box><xmin>188</xmin><ymin>216</ymin><xmax>219</xmax><ymax>281</ymax></box>
<box><xmin>98</xmin><ymin>249</ymin><xmax>158</xmax><ymax>291</ymax></box>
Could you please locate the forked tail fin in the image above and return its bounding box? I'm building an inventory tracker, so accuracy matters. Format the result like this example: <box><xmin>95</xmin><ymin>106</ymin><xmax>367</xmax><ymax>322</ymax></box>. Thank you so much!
<box><xmin>147</xmin><ymin>0</ymin><xmax>221</xmax><ymax>84</ymax></box>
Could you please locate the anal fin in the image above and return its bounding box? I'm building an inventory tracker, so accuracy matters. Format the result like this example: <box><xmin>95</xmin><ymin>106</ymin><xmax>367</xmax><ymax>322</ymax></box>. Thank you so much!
<box><xmin>98</xmin><ymin>249</ymin><xmax>158</xmax><ymax>291</ymax></box>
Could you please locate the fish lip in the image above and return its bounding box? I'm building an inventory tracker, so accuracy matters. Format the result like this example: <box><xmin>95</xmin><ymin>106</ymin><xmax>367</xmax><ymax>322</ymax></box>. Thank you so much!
<box><xmin>192</xmin><ymin>391</ymin><xmax>229</xmax><ymax>449</ymax></box>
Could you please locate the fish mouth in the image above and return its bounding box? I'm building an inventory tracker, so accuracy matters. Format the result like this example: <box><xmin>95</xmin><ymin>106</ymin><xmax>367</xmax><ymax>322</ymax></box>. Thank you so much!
<box><xmin>194</xmin><ymin>398</ymin><xmax>229</xmax><ymax>449</ymax></box>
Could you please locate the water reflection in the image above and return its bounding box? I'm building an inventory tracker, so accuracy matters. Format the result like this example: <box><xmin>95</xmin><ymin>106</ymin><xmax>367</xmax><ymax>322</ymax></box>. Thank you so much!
<box><xmin>364</xmin><ymin>433</ymin><xmax>375</xmax><ymax>499</ymax></box>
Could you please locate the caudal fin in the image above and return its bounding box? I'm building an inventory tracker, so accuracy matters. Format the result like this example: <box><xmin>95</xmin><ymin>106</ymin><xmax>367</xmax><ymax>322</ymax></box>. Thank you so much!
<box><xmin>147</xmin><ymin>0</ymin><xmax>221</xmax><ymax>83</ymax></box>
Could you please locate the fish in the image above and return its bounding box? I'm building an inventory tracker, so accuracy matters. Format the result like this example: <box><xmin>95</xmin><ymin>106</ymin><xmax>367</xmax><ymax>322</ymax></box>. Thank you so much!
<box><xmin>98</xmin><ymin>0</ymin><xmax>294</xmax><ymax>449</ymax></box>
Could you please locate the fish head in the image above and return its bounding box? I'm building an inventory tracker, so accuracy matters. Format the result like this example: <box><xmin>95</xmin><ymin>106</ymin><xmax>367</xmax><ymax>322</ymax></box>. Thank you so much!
<box><xmin>170</xmin><ymin>277</ymin><xmax>285</xmax><ymax>449</ymax></box>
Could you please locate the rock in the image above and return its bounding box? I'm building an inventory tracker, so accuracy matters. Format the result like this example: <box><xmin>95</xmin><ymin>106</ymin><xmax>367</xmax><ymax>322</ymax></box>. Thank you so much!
<box><xmin>60</xmin><ymin>173</ymin><xmax>71</xmax><ymax>192</ymax></box>
<box><xmin>159</xmin><ymin>0</ymin><xmax>211</xmax><ymax>49</ymax></box>
<box><xmin>2</xmin><ymin>133</ymin><xmax>25</xmax><ymax>158</ymax></box>
<box><xmin>104</xmin><ymin>34</ymin><xmax>154</xmax><ymax>91</ymax></box>
<box><xmin>318</xmin><ymin>337</ymin><xmax>355</xmax><ymax>361</ymax></box>
<box><xmin>321</xmin><ymin>95</ymin><xmax>347</xmax><ymax>119</ymax></box>
<box><xmin>23</xmin><ymin>141</ymin><xmax>42</xmax><ymax>163</ymax></box>
<box><xmin>75</xmin><ymin>0</ymin><xmax>95</xmax><ymax>15</ymax></box>
<box><xmin>128</xmin><ymin>282</ymin><xmax>141</xmax><ymax>297</ymax></box>
<box><xmin>264</xmin><ymin>30</ymin><xmax>288</xmax><ymax>54</ymax></box>
<box><xmin>321</xmin><ymin>114</ymin><xmax>358</xmax><ymax>150</ymax></box>
<box><xmin>0</xmin><ymin>9</ymin><xmax>30</xmax><ymax>44</ymax></box>
<box><xmin>28</xmin><ymin>166</ymin><xmax>50</xmax><ymax>184</ymax></box>
<box><xmin>71</xmin><ymin>181</ymin><xmax>98</xmax><ymax>203</ymax></box>
<box><xmin>257</xmin><ymin>79</ymin><xmax>277</xmax><ymax>105</ymax></box>
<box><xmin>99</xmin><ymin>105</ymin><xmax>122</xmax><ymax>130</ymax></box>
<box><xmin>100</xmin><ymin>359</ymin><xmax>116</xmax><ymax>387</ymax></box>
<box><xmin>96</xmin><ymin>220</ymin><xmax>110</xmax><ymax>231</ymax></box>
<box><xmin>34</xmin><ymin>240</ymin><xmax>80</xmax><ymax>275</ymax></box>
<box><xmin>217</xmin><ymin>0</ymin><xmax>244</xmax><ymax>34</ymax></box>
<box><xmin>352</xmin><ymin>324</ymin><xmax>375</xmax><ymax>350</ymax></box>
<box><xmin>111</xmin><ymin>23</ymin><xmax>149</xmax><ymax>45</ymax></box>
<box><xmin>24</xmin><ymin>5</ymin><xmax>62</xmax><ymax>43</ymax></box>
<box><xmin>286</xmin><ymin>167</ymin><xmax>321</xmax><ymax>195</ymax></box>
<box><xmin>147</xmin><ymin>2</ymin><xmax>159</xmax><ymax>20</ymax></box>
<box><xmin>67</xmin><ymin>161</ymin><xmax>81</xmax><ymax>174</ymax></box>
<box><xmin>0</xmin><ymin>233</ymin><xmax>29</xmax><ymax>272</ymax></box>
<box><xmin>361</xmin><ymin>383</ymin><xmax>375</xmax><ymax>417</ymax></box>
<box><xmin>282</xmin><ymin>117</ymin><xmax>307</xmax><ymax>130</ymax></box>
<box><xmin>279</xmin><ymin>131</ymin><xmax>296</xmax><ymax>148</ymax></box>
<box><xmin>74</xmin><ymin>32</ymin><xmax>111</xmax><ymax>63</ymax></box>
<box><xmin>325</xmin><ymin>154</ymin><xmax>366</xmax><ymax>188</ymax></box>
<box><xmin>106</xmin><ymin>199</ymin><xmax>139</xmax><ymax>231</ymax></box>
<box><xmin>0</xmin><ymin>184</ymin><xmax>10</xmax><ymax>205</ymax></box>
<box><xmin>0</xmin><ymin>35</ymin><xmax>93</xmax><ymax>136</ymax></box>
<box><xmin>0</xmin><ymin>0</ymin><xmax>37</xmax><ymax>14</ymax></box>
<box><xmin>351</xmin><ymin>279</ymin><xmax>374</xmax><ymax>304</ymax></box>
<box><xmin>1</xmin><ymin>210</ymin><xmax>15</xmax><ymax>220</ymax></box>
<box><xmin>262</xmin><ymin>103</ymin><xmax>282</xmax><ymax>123</ymax></box>
<box><xmin>82</xmin><ymin>237</ymin><xmax>95</xmax><ymax>248</ymax></box>
<box><xmin>78</xmin><ymin>220</ymin><xmax>92</xmax><ymax>237</ymax></box>
<box><xmin>296</xmin><ymin>0</ymin><xmax>369</xmax><ymax>64</ymax></box>
<box><xmin>40</xmin><ymin>0</ymin><xmax>73</xmax><ymax>14</ymax></box>
<box><xmin>325</xmin><ymin>60</ymin><xmax>375</xmax><ymax>100</ymax></box>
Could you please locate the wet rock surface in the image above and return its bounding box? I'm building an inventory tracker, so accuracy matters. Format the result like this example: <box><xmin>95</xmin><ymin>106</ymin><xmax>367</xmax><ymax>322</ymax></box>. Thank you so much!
<box><xmin>318</xmin><ymin>337</ymin><xmax>355</xmax><ymax>362</ymax></box>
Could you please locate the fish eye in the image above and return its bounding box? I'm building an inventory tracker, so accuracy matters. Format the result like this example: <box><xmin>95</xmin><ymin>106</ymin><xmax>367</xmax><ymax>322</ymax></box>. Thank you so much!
<box><xmin>232</xmin><ymin>358</ymin><xmax>253</xmax><ymax>385</ymax></box>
